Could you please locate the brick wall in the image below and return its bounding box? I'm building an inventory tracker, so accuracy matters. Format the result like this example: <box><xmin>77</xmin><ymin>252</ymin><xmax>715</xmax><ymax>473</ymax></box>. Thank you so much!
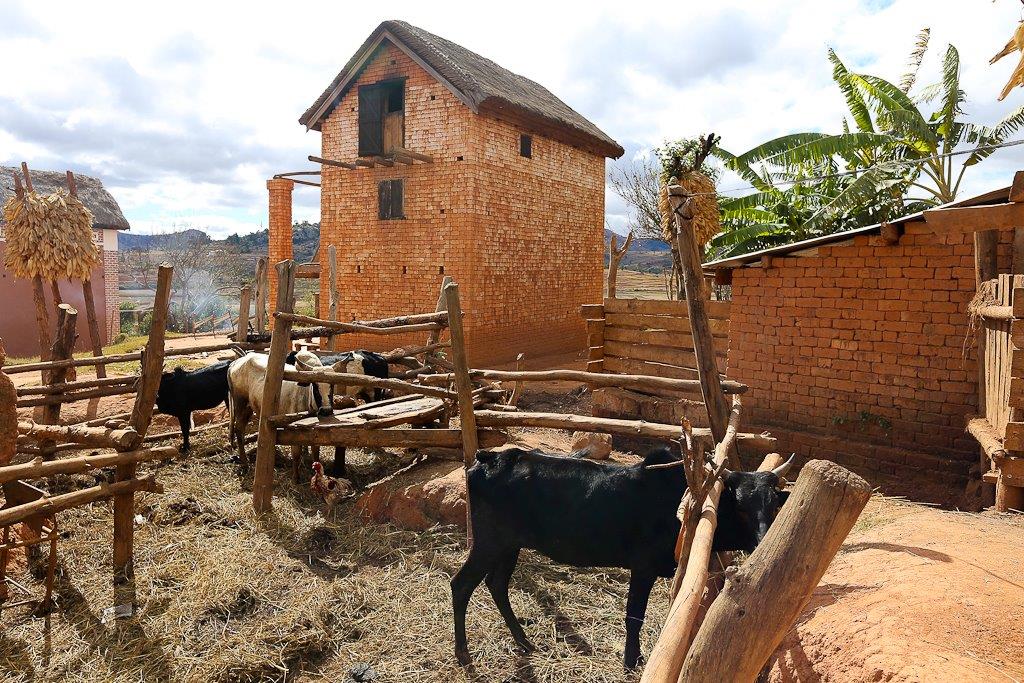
<box><xmin>316</xmin><ymin>40</ymin><xmax>604</xmax><ymax>364</ymax></box>
<box><xmin>729</xmin><ymin>227</ymin><xmax>1014</xmax><ymax>484</ymax></box>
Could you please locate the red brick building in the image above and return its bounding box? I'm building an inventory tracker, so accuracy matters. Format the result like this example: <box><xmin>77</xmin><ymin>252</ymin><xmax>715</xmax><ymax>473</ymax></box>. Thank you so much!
<box><xmin>270</xmin><ymin>20</ymin><xmax>622</xmax><ymax>364</ymax></box>
<box><xmin>705</xmin><ymin>187</ymin><xmax>1014</xmax><ymax>495</ymax></box>
<box><xmin>0</xmin><ymin>167</ymin><xmax>126</xmax><ymax>357</ymax></box>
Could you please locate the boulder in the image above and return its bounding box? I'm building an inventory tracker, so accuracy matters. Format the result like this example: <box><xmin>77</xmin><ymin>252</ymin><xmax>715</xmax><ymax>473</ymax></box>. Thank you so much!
<box><xmin>570</xmin><ymin>431</ymin><xmax>612</xmax><ymax>460</ymax></box>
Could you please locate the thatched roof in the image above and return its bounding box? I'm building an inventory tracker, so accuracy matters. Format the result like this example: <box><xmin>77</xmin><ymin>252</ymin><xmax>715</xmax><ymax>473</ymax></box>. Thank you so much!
<box><xmin>300</xmin><ymin>20</ymin><xmax>624</xmax><ymax>159</ymax></box>
<box><xmin>0</xmin><ymin>166</ymin><xmax>130</xmax><ymax>231</ymax></box>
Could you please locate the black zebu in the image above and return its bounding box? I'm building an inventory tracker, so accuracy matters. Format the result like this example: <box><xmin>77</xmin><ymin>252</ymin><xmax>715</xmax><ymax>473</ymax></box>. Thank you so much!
<box><xmin>451</xmin><ymin>446</ymin><xmax>792</xmax><ymax>669</ymax></box>
<box><xmin>155</xmin><ymin>361</ymin><xmax>231</xmax><ymax>452</ymax></box>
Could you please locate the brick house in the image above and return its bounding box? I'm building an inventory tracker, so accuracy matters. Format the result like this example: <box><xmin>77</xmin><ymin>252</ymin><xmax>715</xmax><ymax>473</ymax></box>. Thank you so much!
<box><xmin>704</xmin><ymin>186</ymin><xmax>1015</xmax><ymax>497</ymax></box>
<box><xmin>0</xmin><ymin>167</ymin><xmax>127</xmax><ymax>357</ymax></box>
<box><xmin>269</xmin><ymin>20</ymin><xmax>623</xmax><ymax>364</ymax></box>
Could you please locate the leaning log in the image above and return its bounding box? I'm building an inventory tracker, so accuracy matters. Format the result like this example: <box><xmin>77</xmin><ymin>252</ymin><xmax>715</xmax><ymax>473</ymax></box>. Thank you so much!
<box><xmin>421</xmin><ymin>369</ymin><xmax>747</xmax><ymax>395</ymax></box>
<box><xmin>641</xmin><ymin>397</ymin><xmax>741</xmax><ymax>683</ymax></box>
<box><xmin>0</xmin><ymin>475</ymin><xmax>163</xmax><ymax>528</ymax></box>
<box><xmin>473</xmin><ymin>410</ymin><xmax>776</xmax><ymax>452</ymax></box>
<box><xmin>16</xmin><ymin>375</ymin><xmax>139</xmax><ymax>396</ymax></box>
<box><xmin>0</xmin><ymin>446</ymin><xmax>179</xmax><ymax>484</ymax></box>
<box><xmin>17</xmin><ymin>385</ymin><xmax>138</xmax><ymax>408</ymax></box>
<box><xmin>1</xmin><ymin>340</ymin><xmax>267</xmax><ymax>376</ymax></box>
<box><xmin>275</xmin><ymin>426</ymin><xmax>506</xmax><ymax>449</ymax></box>
<box><xmin>679</xmin><ymin>460</ymin><xmax>871</xmax><ymax>682</ymax></box>
<box><xmin>17</xmin><ymin>420</ymin><xmax>139</xmax><ymax>450</ymax></box>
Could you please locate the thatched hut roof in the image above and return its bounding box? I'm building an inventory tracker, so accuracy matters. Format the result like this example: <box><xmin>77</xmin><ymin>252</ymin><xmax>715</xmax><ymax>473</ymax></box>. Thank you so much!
<box><xmin>300</xmin><ymin>20</ymin><xmax>624</xmax><ymax>159</ymax></box>
<box><xmin>0</xmin><ymin>166</ymin><xmax>130</xmax><ymax>231</ymax></box>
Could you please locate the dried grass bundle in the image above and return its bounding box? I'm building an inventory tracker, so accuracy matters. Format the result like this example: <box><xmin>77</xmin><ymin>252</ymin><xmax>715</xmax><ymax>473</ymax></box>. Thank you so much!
<box><xmin>658</xmin><ymin>171</ymin><xmax>720</xmax><ymax>249</ymax></box>
<box><xmin>2</xmin><ymin>190</ymin><xmax>99</xmax><ymax>281</ymax></box>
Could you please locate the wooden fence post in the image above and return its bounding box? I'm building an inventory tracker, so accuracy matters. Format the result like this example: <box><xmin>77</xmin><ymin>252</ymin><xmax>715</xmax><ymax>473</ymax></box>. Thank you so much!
<box><xmin>255</xmin><ymin>257</ymin><xmax>269</xmax><ymax>335</ymax></box>
<box><xmin>679</xmin><ymin>460</ymin><xmax>871</xmax><ymax>682</ymax></box>
<box><xmin>253</xmin><ymin>260</ymin><xmax>296</xmax><ymax>513</ymax></box>
<box><xmin>328</xmin><ymin>245</ymin><xmax>338</xmax><ymax>351</ymax></box>
<box><xmin>444</xmin><ymin>282</ymin><xmax>478</xmax><ymax>543</ymax></box>
<box><xmin>668</xmin><ymin>187</ymin><xmax>733</xmax><ymax>464</ymax></box>
<box><xmin>237</xmin><ymin>285</ymin><xmax>252</xmax><ymax>343</ymax></box>
<box><xmin>115</xmin><ymin>264</ymin><xmax>171</xmax><ymax>583</ymax></box>
<box><xmin>39</xmin><ymin>304</ymin><xmax>78</xmax><ymax>458</ymax></box>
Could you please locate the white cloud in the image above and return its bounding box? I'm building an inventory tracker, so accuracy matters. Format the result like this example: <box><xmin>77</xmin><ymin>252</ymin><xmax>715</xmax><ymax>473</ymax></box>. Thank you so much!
<box><xmin>1</xmin><ymin>0</ymin><xmax>1023</xmax><ymax>236</ymax></box>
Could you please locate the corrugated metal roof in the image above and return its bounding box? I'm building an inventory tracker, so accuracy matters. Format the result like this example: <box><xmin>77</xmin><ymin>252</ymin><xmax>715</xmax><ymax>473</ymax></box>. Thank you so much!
<box><xmin>703</xmin><ymin>184</ymin><xmax>1011</xmax><ymax>270</ymax></box>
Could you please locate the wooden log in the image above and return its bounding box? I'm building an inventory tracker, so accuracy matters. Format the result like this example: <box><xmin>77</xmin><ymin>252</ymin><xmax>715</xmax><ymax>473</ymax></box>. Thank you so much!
<box><xmin>668</xmin><ymin>189</ymin><xmax>732</xmax><ymax>463</ymax></box>
<box><xmin>309</xmin><ymin>154</ymin><xmax>357</xmax><ymax>170</ymax></box>
<box><xmin>924</xmin><ymin>202</ymin><xmax>1024</xmax><ymax>234</ymax></box>
<box><xmin>604</xmin><ymin>326</ymin><xmax>729</xmax><ymax>357</ymax></box>
<box><xmin>0</xmin><ymin>446</ymin><xmax>178</xmax><ymax>485</ymax></box>
<box><xmin>295</xmin><ymin>262</ymin><xmax>320</xmax><ymax>278</ymax></box>
<box><xmin>17</xmin><ymin>420</ymin><xmax>138</xmax><ymax>449</ymax></box>
<box><xmin>641</xmin><ymin>399</ymin><xmax>741</xmax><ymax>683</ymax></box>
<box><xmin>421</xmin><ymin>369</ymin><xmax>746</xmax><ymax>395</ymax></box>
<box><xmin>603</xmin><ymin>357</ymin><xmax>701</xmax><ymax>381</ymax></box>
<box><xmin>508</xmin><ymin>354</ymin><xmax>526</xmax><ymax>407</ymax></box>
<box><xmin>30</xmin><ymin>276</ymin><xmax>52</xmax><ymax>384</ymax></box>
<box><xmin>678</xmin><ymin>460</ymin><xmax>871</xmax><ymax>682</ymax></box>
<box><xmin>143</xmin><ymin>420</ymin><xmax>227</xmax><ymax>443</ymax></box>
<box><xmin>17</xmin><ymin>375</ymin><xmax>138</xmax><ymax>396</ymax></box>
<box><xmin>128</xmin><ymin>265</ymin><xmax>172</xmax><ymax>440</ymax></box>
<box><xmin>81</xmin><ymin>279</ymin><xmax>106</xmax><ymax>379</ymax></box>
<box><xmin>606</xmin><ymin>313</ymin><xmax>730</xmax><ymax>339</ymax></box>
<box><xmin>276</xmin><ymin>314</ymin><xmax>444</xmax><ymax>335</ymax></box>
<box><xmin>604</xmin><ymin>340</ymin><xmax>727</xmax><ymax>374</ymax></box>
<box><xmin>279</xmin><ymin>310</ymin><xmax>448</xmax><ymax>329</ymax></box>
<box><xmin>17</xmin><ymin>385</ymin><xmax>137</xmax><ymax>408</ymax></box>
<box><xmin>581</xmin><ymin>303</ymin><xmax>605</xmax><ymax>319</ymax></box>
<box><xmin>1</xmin><ymin>341</ymin><xmax>267</xmax><ymax>375</ymax></box>
<box><xmin>474</xmin><ymin>410</ymin><xmax>775</xmax><ymax>451</ymax></box>
<box><xmin>328</xmin><ymin>244</ymin><xmax>338</xmax><ymax>352</ymax></box>
<box><xmin>282</xmin><ymin>368</ymin><xmax>454</xmax><ymax>399</ymax></box>
<box><xmin>382</xmin><ymin>341</ymin><xmax>451</xmax><ymax>362</ymax></box>
<box><xmin>0</xmin><ymin>476</ymin><xmax>163</xmax><ymax>529</ymax></box>
<box><xmin>426</xmin><ymin>275</ymin><xmax>454</xmax><ymax>353</ymax></box>
<box><xmin>277</xmin><ymin>427</ymin><xmax>506</xmax><ymax>449</ymax></box>
<box><xmin>253</xmin><ymin>260</ymin><xmax>295</xmax><ymax>513</ymax></box>
<box><xmin>604</xmin><ymin>297</ymin><xmax>731</xmax><ymax>319</ymax></box>
<box><xmin>80</xmin><ymin>411</ymin><xmax>131</xmax><ymax>427</ymax></box>
<box><xmin>395</xmin><ymin>147</ymin><xmax>433</xmax><ymax>163</ymax></box>
<box><xmin>607</xmin><ymin>232</ymin><xmax>634</xmax><ymax>298</ymax></box>
<box><xmin>237</xmin><ymin>285</ymin><xmax>252</xmax><ymax>342</ymax></box>
<box><xmin>973</xmin><ymin>304</ymin><xmax>1014</xmax><ymax>321</ymax></box>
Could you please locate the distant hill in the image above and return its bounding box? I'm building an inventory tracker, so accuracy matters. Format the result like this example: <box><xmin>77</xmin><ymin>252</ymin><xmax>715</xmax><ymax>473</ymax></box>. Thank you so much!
<box><xmin>120</xmin><ymin>222</ymin><xmax>320</xmax><ymax>263</ymax></box>
<box><xmin>604</xmin><ymin>229</ymin><xmax>671</xmax><ymax>252</ymax></box>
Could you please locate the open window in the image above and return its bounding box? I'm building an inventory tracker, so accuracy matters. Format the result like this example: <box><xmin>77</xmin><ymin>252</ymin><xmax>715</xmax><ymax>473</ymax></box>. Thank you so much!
<box><xmin>358</xmin><ymin>79</ymin><xmax>405</xmax><ymax>157</ymax></box>
<box><xmin>378</xmin><ymin>179</ymin><xmax>404</xmax><ymax>220</ymax></box>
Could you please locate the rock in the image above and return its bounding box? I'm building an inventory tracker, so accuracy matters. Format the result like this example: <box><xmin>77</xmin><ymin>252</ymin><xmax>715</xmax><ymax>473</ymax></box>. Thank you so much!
<box><xmin>570</xmin><ymin>431</ymin><xmax>612</xmax><ymax>460</ymax></box>
<box><xmin>355</xmin><ymin>463</ymin><xmax>467</xmax><ymax>531</ymax></box>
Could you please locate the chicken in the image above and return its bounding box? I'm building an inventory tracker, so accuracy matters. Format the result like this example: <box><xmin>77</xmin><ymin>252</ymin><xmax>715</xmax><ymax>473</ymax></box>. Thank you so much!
<box><xmin>991</xmin><ymin>21</ymin><xmax>1024</xmax><ymax>101</ymax></box>
<box><xmin>310</xmin><ymin>461</ymin><xmax>355</xmax><ymax>512</ymax></box>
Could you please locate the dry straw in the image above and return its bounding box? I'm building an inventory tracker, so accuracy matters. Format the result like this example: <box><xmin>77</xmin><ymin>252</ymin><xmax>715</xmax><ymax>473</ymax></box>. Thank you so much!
<box><xmin>658</xmin><ymin>171</ymin><xmax>720</xmax><ymax>249</ymax></box>
<box><xmin>2</xmin><ymin>190</ymin><xmax>99</xmax><ymax>281</ymax></box>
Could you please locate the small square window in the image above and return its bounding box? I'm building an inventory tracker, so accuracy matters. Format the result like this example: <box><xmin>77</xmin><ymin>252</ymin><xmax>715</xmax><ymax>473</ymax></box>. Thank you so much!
<box><xmin>378</xmin><ymin>179</ymin><xmax>405</xmax><ymax>220</ymax></box>
<box><xmin>519</xmin><ymin>134</ymin><xmax>532</xmax><ymax>158</ymax></box>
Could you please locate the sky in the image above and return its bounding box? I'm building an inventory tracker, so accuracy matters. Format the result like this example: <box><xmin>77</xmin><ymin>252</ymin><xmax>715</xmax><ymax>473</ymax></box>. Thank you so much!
<box><xmin>2</xmin><ymin>0</ymin><xmax>1024</xmax><ymax>237</ymax></box>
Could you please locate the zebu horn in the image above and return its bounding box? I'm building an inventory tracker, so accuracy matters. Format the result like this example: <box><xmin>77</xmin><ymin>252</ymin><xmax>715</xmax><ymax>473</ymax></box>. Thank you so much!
<box><xmin>771</xmin><ymin>453</ymin><xmax>796</xmax><ymax>479</ymax></box>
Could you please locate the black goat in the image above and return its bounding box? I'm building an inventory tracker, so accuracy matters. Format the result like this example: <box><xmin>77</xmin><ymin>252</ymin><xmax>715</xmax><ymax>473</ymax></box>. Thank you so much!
<box><xmin>451</xmin><ymin>446</ymin><xmax>792</xmax><ymax>670</ymax></box>
<box><xmin>155</xmin><ymin>361</ymin><xmax>231</xmax><ymax>452</ymax></box>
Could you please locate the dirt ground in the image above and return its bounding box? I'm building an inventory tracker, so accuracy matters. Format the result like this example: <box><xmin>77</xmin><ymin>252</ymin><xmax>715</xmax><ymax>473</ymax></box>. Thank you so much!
<box><xmin>5</xmin><ymin>347</ymin><xmax>1024</xmax><ymax>682</ymax></box>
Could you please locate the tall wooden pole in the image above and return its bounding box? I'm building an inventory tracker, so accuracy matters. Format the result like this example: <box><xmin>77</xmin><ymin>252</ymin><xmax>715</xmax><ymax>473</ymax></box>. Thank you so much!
<box><xmin>255</xmin><ymin>257</ymin><xmax>268</xmax><ymax>335</ymax></box>
<box><xmin>237</xmin><ymin>285</ymin><xmax>252</xmax><ymax>343</ymax></box>
<box><xmin>65</xmin><ymin>171</ymin><xmax>108</xmax><ymax>379</ymax></box>
<box><xmin>253</xmin><ymin>260</ymin><xmax>296</xmax><ymax>513</ymax></box>
<box><xmin>668</xmin><ymin>187</ymin><xmax>733</xmax><ymax>464</ymax></box>
<box><xmin>444</xmin><ymin>282</ymin><xmax>478</xmax><ymax>544</ymax></box>
<box><xmin>115</xmin><ymin>264</ymin><xmax>171</xmax><ymax>583</ymax></box>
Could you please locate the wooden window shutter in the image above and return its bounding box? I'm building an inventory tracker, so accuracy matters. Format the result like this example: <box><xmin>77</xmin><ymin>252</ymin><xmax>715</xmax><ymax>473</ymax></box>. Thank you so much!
<box><xmin>378</xmin><ymin>180</ymin><xmax>391</xmax><ymax>219</ymax></box>
<box><xmin>358</xmin><ymin>85</ymin><xmax>383</xmax><ymax>157</ymax></box>
<box><xmin>520</xmin><ymin>134</ymin><xmax>532</xmax><ymax>158</ymax></box>
<box><xmin>390</xmin><ymin>179</ymin><xmax>404</xmax><ymax>219</ymax></box>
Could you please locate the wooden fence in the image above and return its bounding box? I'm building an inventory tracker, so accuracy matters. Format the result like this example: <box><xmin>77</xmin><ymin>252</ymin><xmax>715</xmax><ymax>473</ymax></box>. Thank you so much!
<box><xmin>968</xmin><ymin>273</ymin><xmax>1024</xmax><ymax>511</ymax></box>
<box><xmin>582</xmin><ymin>297</ymin><xmax>732</xmax><ymax>436</ymax></box>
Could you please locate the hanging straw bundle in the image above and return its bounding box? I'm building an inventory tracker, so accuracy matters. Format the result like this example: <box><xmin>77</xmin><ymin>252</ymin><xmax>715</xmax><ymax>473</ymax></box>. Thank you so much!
<box><xmin>658</xmin><ymin>134</ymin><xmax>722</xmax><ymax>250</ymax></box>
<box><xmin>2</xmin><ymin>189</ymin><xmax>99</xmax><ymax>281</ymax></box>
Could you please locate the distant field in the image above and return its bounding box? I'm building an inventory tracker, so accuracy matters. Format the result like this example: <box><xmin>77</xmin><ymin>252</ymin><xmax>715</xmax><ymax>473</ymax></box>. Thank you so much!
<box><xmin>605</xmin><ymin>268</ymin><xmax>670</xmax><ymax>299</ymax></box>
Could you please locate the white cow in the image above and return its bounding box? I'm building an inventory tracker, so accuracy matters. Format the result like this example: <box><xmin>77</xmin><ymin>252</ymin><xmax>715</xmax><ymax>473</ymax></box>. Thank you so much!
<box><xmin>227</xmin><ymin>350</ymin><xmax>332</xmax><ymax>480</ymax></box>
